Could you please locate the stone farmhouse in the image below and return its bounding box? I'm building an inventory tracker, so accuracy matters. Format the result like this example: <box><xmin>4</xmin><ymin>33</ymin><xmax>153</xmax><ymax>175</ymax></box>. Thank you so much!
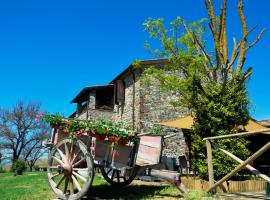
<box><xmin>69</xmin><ymin>58</ymin><xmax>270</xmax><ymax>173</ymax></box>
<box><xmin>70</xmin><ymin>58</ymin><xmax>191</xmax><ymax>171</ymax></box>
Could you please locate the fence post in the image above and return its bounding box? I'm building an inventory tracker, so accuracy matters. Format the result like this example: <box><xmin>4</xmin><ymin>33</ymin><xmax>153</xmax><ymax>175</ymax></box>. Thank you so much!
<box><xmin>206</xmin><ymin>139</ymin><xmax>215</xmax><ymax>192</ymax></box>
<box><xmin>266</xmin><ymin>170</ymin><xmax>270</xmax><ymax>197</ymax></box>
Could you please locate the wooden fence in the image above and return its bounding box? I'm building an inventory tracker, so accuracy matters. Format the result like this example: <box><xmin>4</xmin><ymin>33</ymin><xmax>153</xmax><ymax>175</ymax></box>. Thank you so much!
<box><xmin>181</xmin><ymin>177</ymin><xmax>267</xmax><ymax>192</ymax></box>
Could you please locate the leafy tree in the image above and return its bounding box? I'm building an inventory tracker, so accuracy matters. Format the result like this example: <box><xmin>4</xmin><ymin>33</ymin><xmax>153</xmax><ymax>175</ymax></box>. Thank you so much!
<box><xmin>0</xmin><ymin>101</ymin><xmax>50</xmax><ymax>169</ymax></box>
<box><xmin>143</xmin><ymin>0</ymin><xmax>265</xmax><ymax>180</ymax></box>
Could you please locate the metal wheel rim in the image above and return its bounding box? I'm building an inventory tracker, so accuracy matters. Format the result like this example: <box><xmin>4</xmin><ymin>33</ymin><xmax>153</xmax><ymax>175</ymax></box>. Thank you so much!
<box><xmin>48</xmin><ymin>139</ymin><xmax>94</xmax><ymax>200</ymax></box>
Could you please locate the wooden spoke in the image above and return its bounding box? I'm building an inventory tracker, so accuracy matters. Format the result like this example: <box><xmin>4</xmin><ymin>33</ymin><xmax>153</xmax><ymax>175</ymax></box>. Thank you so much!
<box><xmin>100</xmin><ymin>166</ymin><xmax>136</xmax><ymax>187</ymax></box>
<box><xmin>52</xmin><ymin>173</ymin><xmax>61</xmax><ymax>179</ymax></box>
<box><xmin>69</xmin><ymin>143</ymin><xmax>74</xmax><ymax>162</ymax></box>
<box><xmin>73</xmin><ymin>168</ymin><xmax>88</xmax><ymax>171</ymax></box>
<box><xmin>111</xmin><ymin>170</ymin><xmax>116</xmax><ymax>180</ymax></box>
<box><xmin>50</xmin><ymin>166</ymin><xmax>60</xmax><ymax>169</ymax></box>
<box><xmin>63</xmin><ymin>176</ymin><xmax>69</xmax><ymax>194</ymax></box>
<box><xmin>72</xmin><ymin>158</ymin><xmax>86</xmax><ymax>168</ymax></box>
<box><xmin>52</xmin><ymin>156</ymin><xmax>65</xmax><ymax>167</ymax></box>
<box><xmin>56</xmin><ymin>148</ymin><xmax>67</xmax><ymax>163</ymax></box>
<box><xmin>106</xmin><ymin>168</ymin><xmax>112</xmax><ymax>175</ymax></box>
<box><xmin>56</xmin><ymin>175</ymin><xmax>65</xmax><ymax>188</ymax></box>
<box><xmin>70</xmin><ymin>177</ymin><xmax>74</xmax><ymax>195</ymax></box>
<box><xmin>72</xmin><ymin>175</ymin><xmax>82</xmax><ymax>191</ymax></box>
<box><xmin>73</xmin><ymin>171</ymin><xmax>87</xmax><ymax>182</ymax></box>
<box><xmin>117</xmin><ymin>171</ymin><xmax>120</xmax><ymax>183</ymax></box>
<box><xmin>71</xmin><ymin>151</ymin><xmax>79</xmax><ymax>165</ymax></box>
<box><xmin>65</xmin><ymin>143</ymin><xmax>70</xmax><ymax>160</ymax></box>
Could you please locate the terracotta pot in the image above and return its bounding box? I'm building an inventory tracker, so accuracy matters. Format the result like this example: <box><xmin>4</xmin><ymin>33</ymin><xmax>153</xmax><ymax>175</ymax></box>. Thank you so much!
<box><xmin>62</xmin><ymin>127</ymin><xmax>69</xmax><ymax>133</ymax></box>
<box><xmin>92</xmin><ymin>132</ymin><xmax>106</xmax><ymax>140</ymax></box>
<box><xmin>119</xmin><ymin>139</ymin><xmax>128</xmax><ymax>146</ymax></box>
<box><xmin>51</xmin><ymin>124</ymin><xmax>58</xmax><ymax>129</ymax></box>
<box><xmin>99</xmin><ymin>134</ymin><xmax>107</xmax><ymax>140</ymax></box>
<box><xmin>108</xmin><ymin>136</ymin><xmax>120</xmax><ymax>143</ymax></box>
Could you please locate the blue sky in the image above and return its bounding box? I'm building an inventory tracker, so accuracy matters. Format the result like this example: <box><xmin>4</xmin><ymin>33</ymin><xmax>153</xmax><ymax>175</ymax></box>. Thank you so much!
<box><xmin>0</xmin><ymin>0</ymin><xmax>269</xmax><ymax>120</ymax></box>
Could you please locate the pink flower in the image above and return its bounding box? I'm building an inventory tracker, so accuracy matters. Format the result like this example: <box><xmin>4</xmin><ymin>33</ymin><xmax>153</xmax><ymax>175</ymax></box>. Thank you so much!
<box><xmin>35</xmin><ymin>114</ymin><xmax>43</xmax><ymax>120</ymax></box>
<box><xmin>75</xmin><ymin>131</ymin><xmax>82</xmax><ymax>137</ymax></box>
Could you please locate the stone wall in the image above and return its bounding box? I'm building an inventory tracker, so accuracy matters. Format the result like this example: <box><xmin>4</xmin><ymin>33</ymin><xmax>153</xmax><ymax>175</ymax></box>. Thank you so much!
<box><xmin>113</xmin><ymin>70</ymin><xmax>141</xmax><ymax>128</ymax></box>
<box><xmin>161</xmin><ymin>127</ymin><xmax>189</xmax><ymax>166</ymax></box>
<box><xmin>76</xmin><ymin>65</ymin><xmax>190</xmax><ymax>166</ymax></box>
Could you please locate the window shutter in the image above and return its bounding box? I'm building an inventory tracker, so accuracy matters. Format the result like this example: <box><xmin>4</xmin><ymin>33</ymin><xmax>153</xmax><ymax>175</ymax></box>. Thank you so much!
<box><xmin>115</xmin><ymin>80</ymin><xmax>125</xmax><ymax>105</ymax></box>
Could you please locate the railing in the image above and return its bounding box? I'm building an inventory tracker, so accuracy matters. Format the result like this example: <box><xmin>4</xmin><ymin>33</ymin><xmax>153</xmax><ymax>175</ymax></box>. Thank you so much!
<box><xmin>203</xmin><ymin>128</ymin><xmax>270</xmax><ymax>193</ymax></box>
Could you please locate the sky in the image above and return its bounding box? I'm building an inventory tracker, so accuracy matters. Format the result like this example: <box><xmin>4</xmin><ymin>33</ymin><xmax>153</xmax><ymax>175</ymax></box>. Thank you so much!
<box><xmin>0</xmin><ymin>0</ymin><xmax>269</xmax><ymax>120</ymax></box>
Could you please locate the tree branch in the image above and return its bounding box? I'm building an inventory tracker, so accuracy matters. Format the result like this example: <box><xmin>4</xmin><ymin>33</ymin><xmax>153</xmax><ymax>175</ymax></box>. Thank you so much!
<box><xmin>245</xmin><ymin>28</ymin><xmax>266</xmax><ymax>51</ymax></box>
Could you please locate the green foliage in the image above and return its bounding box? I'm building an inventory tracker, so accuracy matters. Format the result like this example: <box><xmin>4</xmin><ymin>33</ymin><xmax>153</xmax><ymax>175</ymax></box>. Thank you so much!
<box><xmin>132</xmin><ymin>59</ymin><xmax>142</xmax><ymax>69</ymax></box>
<box><xmin>143</xmin><ymin>16</ymin><xmax>252</xmax><ymax>180</ymax></box>
<box><xmin>42</xmin><ymin>113</ymin><xmax>63</xmax><ymax>127</ymax></box>
<box><xmin>186</xmin><ymin>189</ymin><xmax>214</xmax><ymax>200</ymax></box>
<box><xmin>42</xmin><ymin>115</ymin><xmax>137</xmax><ymax>144</ymax></box>
<box><xmin>12</xmin><ymin>160</ymin><xmax>27</xmax><ymax>175</ymax></box>
<box><xmin>191</xmin><ymin>77</ymin><xmax>250</xmax><ymax>180</ymax></box>
<box><xmin>146</xmin><ymin>124</ymin><xmax>164</xmax><ymax>136</ymax></box>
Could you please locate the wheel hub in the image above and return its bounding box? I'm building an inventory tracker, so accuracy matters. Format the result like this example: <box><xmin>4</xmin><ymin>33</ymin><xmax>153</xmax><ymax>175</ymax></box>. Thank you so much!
<box><xmin>63</xmin><ymin>163</ymin><xmax>72</xmax><ymax>175</ymax></box>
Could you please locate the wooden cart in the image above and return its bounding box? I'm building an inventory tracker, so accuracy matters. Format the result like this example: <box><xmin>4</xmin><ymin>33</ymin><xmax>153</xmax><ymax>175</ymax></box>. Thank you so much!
<box><xmin>45</xmin><ymin>128</ymin><xmax>187</xmax><ymax>200</ymax></box>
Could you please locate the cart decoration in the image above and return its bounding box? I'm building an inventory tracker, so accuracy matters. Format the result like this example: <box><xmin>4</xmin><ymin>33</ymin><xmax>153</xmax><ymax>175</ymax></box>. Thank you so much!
<box><xmin>43</xmin><ymin>114</ymin><xmax>138</xmax><ymax>146</ymax></box>
<box><xmin>42</xmin><ymin>114</ymin><xmax>187</xmax><ymax>200</ymax></box>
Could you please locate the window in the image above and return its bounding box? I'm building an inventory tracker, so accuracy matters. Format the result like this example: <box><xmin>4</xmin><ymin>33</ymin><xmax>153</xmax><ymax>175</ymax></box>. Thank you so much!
<box><xmin>95</xmin><ymin>87</ymin><xmax>114</xmax><ymax>110</ymax></box>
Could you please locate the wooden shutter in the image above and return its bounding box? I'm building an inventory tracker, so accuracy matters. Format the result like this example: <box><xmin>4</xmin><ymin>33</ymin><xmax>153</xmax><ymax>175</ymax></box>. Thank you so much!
<box><xmin>115</xmin><ymin>80</ymin><xmax>125</xmax><ymax>105</ymax></box>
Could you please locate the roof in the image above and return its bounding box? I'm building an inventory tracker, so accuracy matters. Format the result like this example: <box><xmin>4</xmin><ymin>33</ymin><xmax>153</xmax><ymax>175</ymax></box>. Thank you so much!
<box><xmin>159</xmin><ymin>116</ymin><xmax>193</xmax><ymax>129</ymax></box>
<box><xmin>258</xmin><ymin>119</ymin><xmax>270</xmax><ymax>127</ymax></box>
<box><xmin>109</xmin><ymin>58</ymin><xmax>169</xmax><ymax>83</ymax></box>
<box><xmin>159</xmin><ymin>116</ymin><xmax>270</xmax><ymax>134</ymax></box>
<box><xmin>69</xmin><ymin>111</ymin><xmax>76</xmax><ymax>118</ymax></box>
<box><xmin>71</xmin><ymin>84</ymin><xmax>114</xmax><ymax>103</ymax></box>
<box><xmin>71</xmin><ymin>58</ymin><xmax>169</xmax><ymax>104</ymax></box>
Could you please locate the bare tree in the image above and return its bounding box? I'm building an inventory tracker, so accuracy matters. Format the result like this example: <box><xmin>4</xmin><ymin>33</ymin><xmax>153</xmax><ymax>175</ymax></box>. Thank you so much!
<box><xmin>23</xmin><ymin>137</ymin><xmax>48</xmax><ymax>171</ymax></box>
<box><xmin>0</xmin><ymin>150</ymin><xmax>3</xmax><ymax>170</ymax></box>
<box><xmin>0</xmin><ymin>101</ymin><xmax>50</xmax><ymax>168</ymax></box>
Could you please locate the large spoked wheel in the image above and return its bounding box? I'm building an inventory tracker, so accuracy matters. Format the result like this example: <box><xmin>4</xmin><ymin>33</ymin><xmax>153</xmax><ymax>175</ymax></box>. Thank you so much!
<box><xmin>100</xmin><ymin>167</ymin><xmax>136</xmax><ymax>187</ymax></box>
<box><xmin>48</xmin><ymin>138</ymin><xmax>94</xmax><ymax>200</ymax></box>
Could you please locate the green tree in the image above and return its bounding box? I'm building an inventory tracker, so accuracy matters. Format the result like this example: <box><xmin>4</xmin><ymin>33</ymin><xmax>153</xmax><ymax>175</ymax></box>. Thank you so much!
<box><xmin>143</xmin><ymin>0</ymin><xmax>265</xmax><ymax>180</ymax></box>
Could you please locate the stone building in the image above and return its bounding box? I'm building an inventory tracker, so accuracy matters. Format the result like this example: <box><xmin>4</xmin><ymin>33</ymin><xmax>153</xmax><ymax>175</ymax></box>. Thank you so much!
<box><xmin>70</xmin><ymin>58</ymin><xmax>190</xmax><ymax>170</ymax></box>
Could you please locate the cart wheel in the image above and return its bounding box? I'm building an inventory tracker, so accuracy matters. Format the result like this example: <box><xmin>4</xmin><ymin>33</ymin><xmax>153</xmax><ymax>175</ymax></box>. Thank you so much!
<box><xmin>48</xmin><ymin>138</ymin><xmax>94</xmax><ymax>200</ymax></box>
<box><xmin>100</xmin><ymin>167</ymin><xmax>136</xmax><ymax>187</ymax></box>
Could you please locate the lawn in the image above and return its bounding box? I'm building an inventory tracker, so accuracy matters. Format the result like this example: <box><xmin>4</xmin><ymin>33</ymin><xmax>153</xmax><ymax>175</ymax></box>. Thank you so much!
<box><xmin>0</xmin><ymin>172</ymin><xmax>212</xmax><ymax>200</ymax></box>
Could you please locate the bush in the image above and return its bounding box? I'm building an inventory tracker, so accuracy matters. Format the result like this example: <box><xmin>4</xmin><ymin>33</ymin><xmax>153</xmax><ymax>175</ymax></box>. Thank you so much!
<box><xmin>0</xmin><ymin>168</ymin><xmax>6</xmax><ymax>173</ymax></box>
<box><xmin>12</xmin><ymin>160</ymin><xmax>27</xmax><ymax>175</ymax></box>
<box><xmin>191</xmin><ymin>80</ymin><xmax>250</xmax><ymax>180</ymax></box>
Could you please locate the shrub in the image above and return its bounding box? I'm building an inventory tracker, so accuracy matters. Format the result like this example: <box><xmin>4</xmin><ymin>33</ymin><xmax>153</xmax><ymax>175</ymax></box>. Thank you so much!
<box><xmin>12</xmin><ymin>160</ymin><xmax>27</xmax><ymax>175</ymax></box>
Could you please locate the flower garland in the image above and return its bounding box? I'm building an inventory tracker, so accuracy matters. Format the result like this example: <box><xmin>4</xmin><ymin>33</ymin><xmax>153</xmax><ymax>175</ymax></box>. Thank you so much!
<box><xmin>42</xmin><ymin>114</ymin><xmax>137</xmax><ymax>146</ymax></box>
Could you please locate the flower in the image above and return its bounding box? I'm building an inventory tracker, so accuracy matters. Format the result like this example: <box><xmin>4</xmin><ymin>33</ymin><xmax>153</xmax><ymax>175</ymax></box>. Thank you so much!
<box><xmin>43</xmin><ymin>114</ymin><xmax>138</xmax><ymax>144</ymax></box>
<box><xmin>35</xmin><ymin>114</ymin><xmax>43</xmax><ymax>120</ymax></box>
<box><xmin>75</xmin><ymin>131</ymin><xmax>82</xmax><ymax>137</ymax></box>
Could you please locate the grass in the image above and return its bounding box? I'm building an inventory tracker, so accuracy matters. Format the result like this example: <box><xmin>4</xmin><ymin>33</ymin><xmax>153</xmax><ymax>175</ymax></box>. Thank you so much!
<box><xmin>0</xmin><ymin>172</ymin><xmax>55</xmax><ymax>200</ymax></box>
<box><xmin>0</xmin><ymin>172</ymin><xmax>213</xmax><ymax>200</ymax></box>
